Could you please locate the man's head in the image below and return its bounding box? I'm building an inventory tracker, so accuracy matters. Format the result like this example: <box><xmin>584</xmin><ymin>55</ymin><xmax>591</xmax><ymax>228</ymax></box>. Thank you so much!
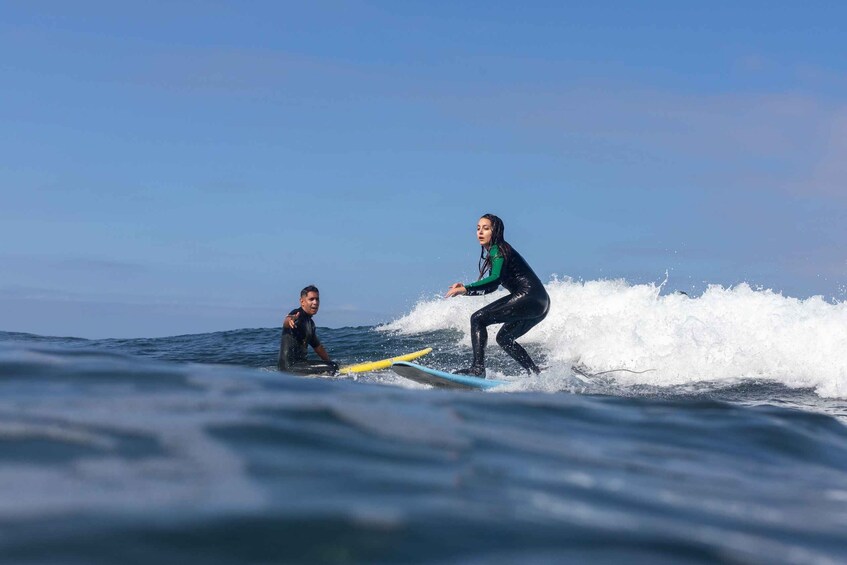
<box><xmin>299</xmin><ymin>285</ymin><xmax>320</xmax><ymax>316</ymax></box>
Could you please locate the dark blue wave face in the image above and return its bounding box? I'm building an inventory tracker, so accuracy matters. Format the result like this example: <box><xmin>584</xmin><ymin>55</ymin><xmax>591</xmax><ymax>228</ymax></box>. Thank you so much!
<box><xmin>1</xmin><ymin>330</ymin><xmax>847</xmax><ymax>564</ymax></box>
<box><xmin>66</xmin><ymin>327</ymin><xmax>463</xmax><ymax>368</ymax></box>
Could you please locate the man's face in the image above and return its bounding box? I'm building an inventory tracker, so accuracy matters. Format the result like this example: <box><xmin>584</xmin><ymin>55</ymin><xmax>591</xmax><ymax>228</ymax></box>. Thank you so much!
<box><xmin>300</xmin><ymin>291</ymin><xmax>320</xmax><ymax>315</ymax></box>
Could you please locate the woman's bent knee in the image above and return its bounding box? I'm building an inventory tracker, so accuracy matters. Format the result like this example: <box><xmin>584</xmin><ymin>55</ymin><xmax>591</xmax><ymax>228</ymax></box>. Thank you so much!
<box><xmin>495</xmin><ymin>331</ymin><xmax>513</xmax><ymax>347</ymax></box>
<box><xmin>471</xmin><ymin>310</ymin><xmax>490</xmax><ymax>328</ymax></box>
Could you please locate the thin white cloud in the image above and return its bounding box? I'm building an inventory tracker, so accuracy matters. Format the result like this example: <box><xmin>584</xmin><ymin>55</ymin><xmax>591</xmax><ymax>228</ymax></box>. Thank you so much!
<box><xmin>0</xmin><ymin>254</ymin><xmax>147</xmax><ymax>274</ymax></box>
<box><xmin>429</xmin><ymin>80</ymin><xmax>846</xmax><ymax>205</ymax></box>
<box><xmin>804</xmin><ymin>108</ymin><xmax>847</xmax><ymax>199</ymax></box>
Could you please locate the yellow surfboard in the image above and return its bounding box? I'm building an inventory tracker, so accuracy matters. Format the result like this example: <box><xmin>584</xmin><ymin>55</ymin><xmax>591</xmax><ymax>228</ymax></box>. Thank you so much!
<box><xmin>338</xmin><ymin>347</ymin><xmax>433</xmax><ymax>374</ymax></box>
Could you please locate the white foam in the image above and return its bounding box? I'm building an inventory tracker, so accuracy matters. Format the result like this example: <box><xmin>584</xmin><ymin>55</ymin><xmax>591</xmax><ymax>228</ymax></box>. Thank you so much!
<box><xmin>381</xmin><ymin>279</ymin><xmax>847</xmax><ymax>399</ymax></box>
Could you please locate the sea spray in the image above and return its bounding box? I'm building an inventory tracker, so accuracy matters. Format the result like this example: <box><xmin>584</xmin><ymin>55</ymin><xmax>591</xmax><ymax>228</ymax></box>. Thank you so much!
<box><xmin>381</xmin><ymin>278</ymin><xmax>847</xmax><ymax>398</ymax></box>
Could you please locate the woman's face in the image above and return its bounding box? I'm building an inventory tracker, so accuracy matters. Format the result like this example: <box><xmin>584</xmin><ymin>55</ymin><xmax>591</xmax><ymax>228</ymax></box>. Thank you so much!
<box><xmin>477</xmin><ymin>217</ymin><xmax>493</xmax><ymax>247</ymax></box>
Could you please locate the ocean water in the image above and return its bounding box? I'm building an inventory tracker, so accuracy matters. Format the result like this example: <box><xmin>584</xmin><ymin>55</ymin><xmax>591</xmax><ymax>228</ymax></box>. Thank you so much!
<box><xmin>1</xmin><ymin>279</ymin><xmax>847</xmax><ymax>564</ymax></box>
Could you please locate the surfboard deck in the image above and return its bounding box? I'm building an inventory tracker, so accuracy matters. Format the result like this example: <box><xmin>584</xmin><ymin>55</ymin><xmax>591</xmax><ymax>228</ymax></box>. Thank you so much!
<box><xmin>391</xmin><ymin>361</ymin><xmax>508</xmax><ymax>390</ymax></box>
<box><xmin>338</xmin><ymin>347</ymin><xmax>432</xmax><ymax>374</ymax></box>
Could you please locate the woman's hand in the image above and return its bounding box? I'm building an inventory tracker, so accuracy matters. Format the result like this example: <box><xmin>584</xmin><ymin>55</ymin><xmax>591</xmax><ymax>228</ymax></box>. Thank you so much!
<box><xmin>445</xmin><ymin>283</ymin><xmax>467</xmax><ymax>298</ymax></box>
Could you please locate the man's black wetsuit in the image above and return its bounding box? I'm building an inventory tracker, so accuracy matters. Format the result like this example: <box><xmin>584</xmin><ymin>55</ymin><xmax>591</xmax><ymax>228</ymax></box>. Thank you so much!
<box><xmin>278</xmin><ymin>307</ymin><xmax>336</xmax><ymax>375</ymax></box>
<box><xmin>462</xmin><ymin>244</ymin><xmax>550</xmax><ymax>375</ymax></box>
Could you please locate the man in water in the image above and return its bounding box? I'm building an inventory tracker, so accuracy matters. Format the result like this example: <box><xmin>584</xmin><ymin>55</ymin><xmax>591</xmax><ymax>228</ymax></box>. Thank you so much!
<box><xmin>278</xmin><ymin>285</ymin><xmax>338</xmax><ymax>375</ymax></box>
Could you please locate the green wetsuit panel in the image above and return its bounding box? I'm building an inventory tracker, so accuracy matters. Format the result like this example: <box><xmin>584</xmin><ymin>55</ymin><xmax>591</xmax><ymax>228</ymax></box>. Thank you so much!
<box><xmin>465</xmin><ymin>245</ymin><xmax>504</xmax><ymax>291</ymax></box>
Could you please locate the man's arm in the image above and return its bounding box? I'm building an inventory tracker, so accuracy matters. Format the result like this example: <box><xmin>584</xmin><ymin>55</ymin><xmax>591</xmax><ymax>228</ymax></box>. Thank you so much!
<box><xmin>313</xmin><ymin>344</ymin><xmax>339</xmax><ymax>373</ymax></box>
<box><xmin>314</xmin><ymin>344</ymin><xmax>331</xmax><ymax>362</ymax></box>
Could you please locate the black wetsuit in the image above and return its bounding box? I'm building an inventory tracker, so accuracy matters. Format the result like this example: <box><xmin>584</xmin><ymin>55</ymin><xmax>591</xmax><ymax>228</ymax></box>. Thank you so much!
<box><xmin>278</xmin><ymin>308</ymin><xmax>336</xmax><ymax>375</ymax></box>
<box><xmin>463</xmin><ymin>244</ymin><xmax>550</xmax><ymax>375</ymax></box>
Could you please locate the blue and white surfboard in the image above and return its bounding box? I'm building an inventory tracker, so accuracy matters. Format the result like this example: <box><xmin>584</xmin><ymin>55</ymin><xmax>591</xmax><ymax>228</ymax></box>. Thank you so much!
<box><xmin>391</xmin><ymin>361</ymin><xmax>507</xmax><ymax>390</ymax></box>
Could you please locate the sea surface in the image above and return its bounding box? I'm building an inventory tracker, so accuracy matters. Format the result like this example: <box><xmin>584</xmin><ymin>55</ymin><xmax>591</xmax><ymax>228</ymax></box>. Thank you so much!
<box><xmin>1</xmin><ymin>279</ymin><xmax>847</xmax><ymax>564</ymax></box>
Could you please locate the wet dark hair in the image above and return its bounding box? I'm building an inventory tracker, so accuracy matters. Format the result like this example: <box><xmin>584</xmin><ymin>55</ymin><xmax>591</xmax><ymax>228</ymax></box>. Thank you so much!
<box><xmin>300</xmin><ymin>285</ymin><xmax>319</xmax><ymax>297</ymax></box>
<box><xmin>478</xmin><ymin>213</ymin><xmax>512</xmax><ymax>279</ymax></box>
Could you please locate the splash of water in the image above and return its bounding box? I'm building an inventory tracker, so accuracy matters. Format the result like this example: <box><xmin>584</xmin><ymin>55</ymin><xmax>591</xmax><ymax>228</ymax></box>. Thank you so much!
<box><xmin>381</xmin><ymin>278</ymin><xmax>847</xmax><ymax>399</ymax></box>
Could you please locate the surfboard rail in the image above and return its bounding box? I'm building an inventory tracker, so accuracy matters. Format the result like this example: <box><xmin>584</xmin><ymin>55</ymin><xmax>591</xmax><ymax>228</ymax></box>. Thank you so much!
<box><xmin>391</xmin><ymin>361</ymin><xmax>507</xmax><ymax>390</ymax></box>
<box><xmin>338</xmin><ymin>347</ymin><xmax>433</xmax><ymax>374</ymax></box>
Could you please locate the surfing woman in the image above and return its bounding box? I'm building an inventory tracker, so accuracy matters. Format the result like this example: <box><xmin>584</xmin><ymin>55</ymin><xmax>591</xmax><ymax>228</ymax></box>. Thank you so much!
<box><xmin>446</xmin><ymin>214</ymin><xmax>550</xmax><ymax>376</ymax></box>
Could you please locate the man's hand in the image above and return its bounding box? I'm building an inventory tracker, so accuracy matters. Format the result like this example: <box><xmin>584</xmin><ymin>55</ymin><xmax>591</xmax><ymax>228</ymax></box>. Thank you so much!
<box><xmin>285</xmin><ymin>311</ymin><xmax>300</xmax><ymax>329</ymax></box>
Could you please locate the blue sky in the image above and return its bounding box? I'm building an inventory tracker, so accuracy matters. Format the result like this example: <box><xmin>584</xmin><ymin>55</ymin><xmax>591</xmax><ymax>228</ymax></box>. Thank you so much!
<box><xmin>2</xmin><ymin>1</ymin><xmax>846</xmax><ymax>338</ymax></box>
